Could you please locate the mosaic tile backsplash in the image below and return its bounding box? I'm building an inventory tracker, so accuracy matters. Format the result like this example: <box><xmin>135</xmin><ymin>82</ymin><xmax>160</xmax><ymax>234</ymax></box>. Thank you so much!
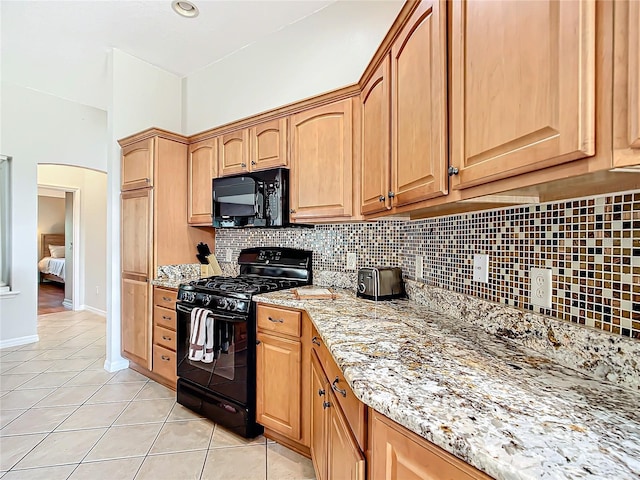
<box><xmin>215</xmin><ymin>190</ymin><xmax>640</xmax><ymax>340</ymax></box>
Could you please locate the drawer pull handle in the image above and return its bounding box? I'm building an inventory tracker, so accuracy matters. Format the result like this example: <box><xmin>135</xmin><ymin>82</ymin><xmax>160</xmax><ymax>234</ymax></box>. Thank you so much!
<box><xmin>161</xmin><ymin>355</ymin><xmax>171</xmax><ymax>361</ymax></box>
<box><xmin>311</xmin><ymin>336</ymin><xmax>321</xmax><ymax>346</ymax></box>
<box><xmin>318</xmin><ymin>388</ymin><xmax>325</xmax><ymax>397</ymax></box>
<box><xmin>268</xmin><ymin>316</ymin><xmax>284</xmax><ymax>323</ymax></box>
<box><xmin>162</xmin><ymin>296</ymin><xmax>172</xmax><ymax>302</ymax></box>
<box><xmin>162</xmin><ymin>316</ymin><xmax>171</xmax><ymax>320</ymax></box>
<box><xmin>162</xmin><ymin>335</ymin><xmax>172</xmax><ymax>341</ymax></box>
<box><xmin>323</xmin><ymin>401</ymin><xmax>331</xmax><ymax>410</ymax></box>
<box><xmin>332</xmin><ymin>377</ymin><xmax>347</xmax><ymax>397</ymax></box>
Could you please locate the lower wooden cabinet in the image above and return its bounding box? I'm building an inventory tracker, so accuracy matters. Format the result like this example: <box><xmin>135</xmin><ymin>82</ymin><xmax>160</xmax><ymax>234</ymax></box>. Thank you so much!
<box><xmin>151</xmin><ymin>287</ymin><xmax>177</xmax><ymax>386</ymax></box>
<box><xmin>369</xmin><ymin>410</ymin><xmax>491</xmax><ymax>480</ymax></box>
<box><xmin>311</xmin><ymin>351</ymin><xmax>365</xmax><ymax>480</ymax></box>
<box><xmin>255</xmin><ymin>304</ymin><xmax>310</xmax><ymax>452</ymax></box>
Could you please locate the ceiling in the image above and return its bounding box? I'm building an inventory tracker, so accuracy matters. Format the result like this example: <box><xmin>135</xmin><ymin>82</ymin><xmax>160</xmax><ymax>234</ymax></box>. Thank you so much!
<box><xmin>1</xmin><ymin>0</ymin><xmax>349</xmax><ymax>110</ymax></box>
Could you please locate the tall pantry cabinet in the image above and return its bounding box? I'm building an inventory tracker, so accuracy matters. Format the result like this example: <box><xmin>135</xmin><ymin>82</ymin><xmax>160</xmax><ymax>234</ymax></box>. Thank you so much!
<box><xmin>119</xmin><ymin>129</ymin><xmax>215</xmax><ymax>380</ymax></box>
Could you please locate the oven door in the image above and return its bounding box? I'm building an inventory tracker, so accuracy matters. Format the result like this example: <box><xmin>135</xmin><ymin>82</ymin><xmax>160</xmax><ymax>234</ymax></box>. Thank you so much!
<box><xmin>176</xmin><ymin>303</ymin><xmax>255</xmax><ymax>406</ymax></box>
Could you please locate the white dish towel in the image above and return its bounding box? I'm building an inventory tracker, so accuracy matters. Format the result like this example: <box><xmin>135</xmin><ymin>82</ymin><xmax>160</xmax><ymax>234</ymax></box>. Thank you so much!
<box><xmin>188</xmin><ymin>307</ymin><xmax>215</xmax><ymax>362</ymax></box>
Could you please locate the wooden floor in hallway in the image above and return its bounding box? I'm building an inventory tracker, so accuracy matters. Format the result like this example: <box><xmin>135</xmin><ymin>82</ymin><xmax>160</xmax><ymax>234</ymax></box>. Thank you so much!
<box><xmin>38</xmin><ymin>282</ymin><xmax>67</xmax><ymax>315</ymax></box>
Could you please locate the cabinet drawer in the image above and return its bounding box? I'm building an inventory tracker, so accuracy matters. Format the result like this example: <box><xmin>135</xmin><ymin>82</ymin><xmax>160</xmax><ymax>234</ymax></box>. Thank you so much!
<box><xmin>154</xmin><ymin>325</ymin><xmax>177</xmax><ymax>351</ymax></box>
<box><xmin>257</xmin><ymin>304</ymin><xmax>301</xmax><ymax>337</ymax></box>
<box><xmin>153</xmin><ymin>345</ymin><xmax>177</xmax><ymax>383</ymax></box>
<box><xmin>154</xmin><ymin>287</ymin><xmax>177</xmax><ymax>310</ymax></box>
<box><xmin>312</xmin><ymin>329</ymin><xmax>367</xmax><ymax>451</ymax></box>
<box><xmin>153</xmin><ymin>306</ymin><xmax>176</xmax><ymax>331</ymax></box>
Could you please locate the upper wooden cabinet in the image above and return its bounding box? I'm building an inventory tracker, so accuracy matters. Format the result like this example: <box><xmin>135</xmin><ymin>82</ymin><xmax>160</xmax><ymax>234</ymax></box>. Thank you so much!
<box><xmin>218</xmin><ymin>129</ymin><xmax>249</xmax><ymax>177</ymax></box>
<box><xmin>250</xmin><ymin>118</ymin><xmax>288</xmax><ymax>171</ymax></box>
<box><xmin>390</xmin><ymin>0</ymin><xmax>448</xmax><ymax>207</ymax></box>
<box><xmin>121</xmin><ymin>138</ymin><xmax>153</xmax><ymax>191</ymax></box>
<box><xmin>613</xmin><ymin>0</ymin><xmax>640</xmax><ymax>167</ymax></box>
<box><xmin>291</xmin><ymin>98</ymin><xmax>357</xmax><ymax>222</ymax></box>
<box><xmin>218</xmin><ymin>118</ymin><xmax>288</xmax><ymax>177</ymax></box>
<box><xmin>449</xmin><ymin>0</ymin><xmax>596</xmax><ymax>190</ymax></box>
<box><xmin>361</xmin><ymin>56</ymin><xmax>391</xmax><ymax>216</ymax></box>
<box><xmin>188</xmin><ymin>138</ymin><xmax>217</xmax><ymax>225</ymax></box>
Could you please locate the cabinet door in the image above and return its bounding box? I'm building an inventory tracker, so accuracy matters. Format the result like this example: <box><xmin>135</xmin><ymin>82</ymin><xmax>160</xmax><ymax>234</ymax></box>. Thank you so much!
<box><xmin>256</xmin><ymin>332</ymin><xmax>301</xmax><ymax>440</ymax></box>
<box><xmin>628</xmin><ymin>0</ymin><xmax>640</xmax><ymax>149</ymax></box>
<box><xmin>121</xmin><ymin>189</ymin><xmax>152</xmax><ymax>278</ymax></box>
<box><xmin>250</xmin><ymin>118</ymin><xmax>288</xmax><ymax>171</ymax></box>
<box><xmin>450</xmin><ymin>0</ymin><xmax>596</xmax><ymax>189</ymax></box>
<box><xmin>361</xmin><ymin>56</ymin><xmax>391</xmax><ymax>215</ymax></box>
<box><xmin>121</xmin><ymin>276</ymin><xmax>150</xmax><ymax>369</ymax></box>
<box><xmin>219</xmin><ymin>130</ymin><xmax>250</xmax><ymax>176</ymax></box>
<box><xmin>122</xmin><ymin>138</ymin><xmax>154</xmax><ymax>191</ymax></box>
<box><xmin>391</xmin><ymin>0</ymin><xmax>447</xmax><ymax>207</ymax></box>
<box><xmin>369</xmin><ymin>410</ymin><xmax>490</xmax><ymax>480</ymax></box>
<box><xmin>291</xmin><ymin>99</ymin><xmax>354</xmax><ymax>221</ymax></box>
<box><xmin>326</xmin><ymin>389</ymin><xmax>365</xmax><ymax>480</ymax></box>
<box><xmin>310</xmin><ymin>352</ymin><xmax>328</xmax><ymax>480</ymax></box>
<box><xmin>188</xmin><ymin>138</ymin><xmax>218</xmax><ymax>225</ymax></box>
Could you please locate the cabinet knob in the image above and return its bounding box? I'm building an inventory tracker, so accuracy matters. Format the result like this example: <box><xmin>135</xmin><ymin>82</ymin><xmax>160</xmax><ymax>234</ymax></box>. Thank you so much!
<box><xmin>268</xmin><ymin>316</ymin><xmax>284</xmax><ymax>323</ymax></box>
<box><xmin>161</xmin><ymin>355</ymin><xmax>171</xmax><ymax>361</ymax></box>
<box><xmin>388</xmin><ymin>191</ymin><xmax>395</xmax><ymax>199</ymax></box>
<box><xmin>256</xmin><ymin>340</ymin><xmax>261</xmax><ymax>345</ymax></box>
<box><xmin>323</xmin><ymin>401</ymin><xmax>331</xmax><ymax>410</ymax></box>
<box><xmin>289</xmin><ymin>209</ymin><xmax>296</xmax><ymax>214</ymax></box>
<box><xmin>251</xmin><ymin>161</ymin><xmax>256</xmax><ymax>165</ymax></box>
<box><xmin>378</xmin><ymin>195</ymin><xmax>385</xmax><ymax>202</ymax></box>
<box><xmin>241</xmin><ymin>163</ymin><xmax>247</xmax><ymax>168</ymax></box>
<box><xmin>312</xmin><ymin>336</ymin><xmax>321</xmax><ymax>346</ymax></box>
<box><xmin>318</xmin><ymin>388</ymin><xmax>325</xmax><ymax>397</ymax></box>
<box><xmin>162</xmin><ymin>335</ymin><xmax>171</xmax><ymax>341</ymax></box>
<box><xmin>162</xmin><ymin>297</ymin><xmax>172</xmax><ymax>302</ymax></box>
<box><xmin>448</xmin><ymin>166</ymin><xmax>459</xmax><ymax>176</ymax></box>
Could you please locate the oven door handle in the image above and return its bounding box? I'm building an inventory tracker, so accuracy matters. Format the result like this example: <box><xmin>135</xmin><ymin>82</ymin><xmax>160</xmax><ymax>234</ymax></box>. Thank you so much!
<box><xmin>176</xmin><ymin>304</ymin><xmax>246</xmax><ymax>323</ymax></box>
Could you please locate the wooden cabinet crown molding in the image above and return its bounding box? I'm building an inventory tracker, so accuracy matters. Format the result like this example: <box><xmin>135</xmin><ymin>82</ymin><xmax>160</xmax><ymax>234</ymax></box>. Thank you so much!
<box><xmin>118</xmin><ymin>127</ymin><xmax>188</xmax><ymax>147</ymax></box>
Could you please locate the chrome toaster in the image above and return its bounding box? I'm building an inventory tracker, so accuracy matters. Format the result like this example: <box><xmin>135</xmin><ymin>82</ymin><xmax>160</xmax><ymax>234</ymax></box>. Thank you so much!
<box><xmin>356</xmin><ymin>267</ymin><xmax>405</xmax><ymax>301</ymax></box>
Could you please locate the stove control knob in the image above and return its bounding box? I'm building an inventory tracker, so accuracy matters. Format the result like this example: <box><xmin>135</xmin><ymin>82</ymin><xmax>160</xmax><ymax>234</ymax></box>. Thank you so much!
<box><xmin>357</xmin><ymin>283</ymin><xmax>366</xmax><ymax>294</ymax></box>
<box><xmin>218</xmin><ymin>298</ymin><xmax>229</xmax><ymax>309</ymax></box>
<box><xmin>227</xmin><ymin>299</ymin><xmax>237</xmax><ymax>311</ymax></box>
<box><xmin>202</xmin><ymin>294</ymin><xmax>213</xmax><ymax>306</ymax></box>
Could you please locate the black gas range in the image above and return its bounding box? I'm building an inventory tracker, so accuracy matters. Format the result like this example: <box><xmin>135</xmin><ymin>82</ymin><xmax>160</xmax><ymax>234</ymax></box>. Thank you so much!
<box><xmin>175</xmin><ymin>247</ymin><xmax>312</xmax><ymax>438</ymax></box>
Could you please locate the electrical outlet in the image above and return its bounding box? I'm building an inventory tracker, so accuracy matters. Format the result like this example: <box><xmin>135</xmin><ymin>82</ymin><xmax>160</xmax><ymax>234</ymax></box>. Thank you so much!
<box><xmin>95</xmin><ymin>286</ymin><xmax>99</xmax><ymax>295</ymax></box>
<box><xmin>225</xmin><ymin>248</ymin><xmax>233</xmax><ymax>262</ymax></box>
<box><xmin>346</xmin><ymin>252</ymin><xmax>357</xmax><ymax>270</ymax></box>
<box><xmin>530</xmin><ymin>267</ymin><xmax>552</xmax><ymax>308</ymax></box>
<box><xmin>473</xmin><ymin>254</ymin><xmax>489</xmax><ymax>283</ymax></box>
<box><xmin>415</xmin><ymin>255</ymin><xmax>423</xmax><ymax>279</ymax></box>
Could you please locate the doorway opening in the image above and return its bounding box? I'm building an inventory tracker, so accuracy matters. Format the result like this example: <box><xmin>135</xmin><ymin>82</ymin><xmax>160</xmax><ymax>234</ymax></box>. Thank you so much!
<box><xmin>36</xmin><ymin>186</ymin><xmax>80</xmax><ymax>315</ymax></box>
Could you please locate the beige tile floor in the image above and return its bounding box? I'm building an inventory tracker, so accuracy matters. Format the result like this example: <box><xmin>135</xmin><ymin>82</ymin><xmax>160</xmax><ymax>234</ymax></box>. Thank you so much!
<box><xmin>0</xmin><ymin>310</ymin><xmax>315</xmax><ymax>480</ymax></box>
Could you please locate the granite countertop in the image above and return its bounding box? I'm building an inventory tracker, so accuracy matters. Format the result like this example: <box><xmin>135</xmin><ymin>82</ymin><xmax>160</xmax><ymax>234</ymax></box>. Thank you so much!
<box><xmin>151</xmin><ymin>276</ymin><xmax>201</xmax><ymax>289</ymax></box>
<box><xmin>253</xmin><ymin>288</ymin><xmax>640</xmax><ymax>480</ymax></box>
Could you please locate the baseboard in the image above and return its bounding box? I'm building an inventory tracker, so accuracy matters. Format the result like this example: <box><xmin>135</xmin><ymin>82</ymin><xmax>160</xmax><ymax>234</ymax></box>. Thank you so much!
<box><xmin>103</xmin><ymin>358</ymin><xmax>129</xmax><ymax>372</ymax></box>
<box><xmin>62</xmin><ymin>298</ymin><xmax>73</xmax><ymax>309</ymax></box>
<box><xmin>0</xmin><ymin>334</ymin><xmax>39</xmax><ymax>349</ymax></box>
<box><xmin>80</xmin><ymin>305</ymin><xmax>106</xmax><ymax>316</ymax></box>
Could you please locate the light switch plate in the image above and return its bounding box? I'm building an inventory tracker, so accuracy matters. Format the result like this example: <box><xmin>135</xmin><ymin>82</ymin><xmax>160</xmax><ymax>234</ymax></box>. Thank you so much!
<box><xmin>530</xmin><ymin>267</ymin><xmax>552</xmax><ymax>308</ymax></box>
<box><xmin>473</xmin><ymin>254</ymin><xmax>489</xmax><ymax>283</ymax></box>
<box><xmin>346</xmin><ymin>252</ymin><xmax>357</xmax><ymax>270</ymax></box>
<box><xmin>415</xmin><ymin>255</ymin><xmax>423</xmax><ymax>279</ymax></box>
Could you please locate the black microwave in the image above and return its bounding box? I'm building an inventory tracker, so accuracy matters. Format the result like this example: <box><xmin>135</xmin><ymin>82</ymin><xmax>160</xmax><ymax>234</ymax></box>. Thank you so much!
<box><xmin>212</xmin><ymin>168</ymin><xmax>290</xmax><ymax>228</ymax></box>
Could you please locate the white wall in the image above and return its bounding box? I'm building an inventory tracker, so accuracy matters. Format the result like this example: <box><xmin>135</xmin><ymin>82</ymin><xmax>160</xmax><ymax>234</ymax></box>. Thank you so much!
<box><xmin>0</xmin><ymin>83</ymin><xmax>107</xmax><ymax>347</ymax></box>
<box><xmin>105</xmin><ymin>49</ymin><xmax>183</xmax><ymax>371</ymax></box>
<box><xmin>37</xmin><ymin>196</ymin><xmax>65</xmax><ymax>254</ymax></box>
<box><xmin>38</xmin><ymin>165</ymin><xmax>108</xmax><ymax>314</ymax></box>
<box><xmin>184</xmin><ymin>0</ymin><xmax>403</xmax><ymax>134</ymax></box>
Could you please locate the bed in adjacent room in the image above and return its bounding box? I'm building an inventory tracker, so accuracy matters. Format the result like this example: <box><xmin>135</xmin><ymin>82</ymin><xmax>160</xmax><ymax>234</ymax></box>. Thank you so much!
<box><xmin>38</xmin><ymin>233</ymin><xmax>66</xmax><ymax>284</ymax></box>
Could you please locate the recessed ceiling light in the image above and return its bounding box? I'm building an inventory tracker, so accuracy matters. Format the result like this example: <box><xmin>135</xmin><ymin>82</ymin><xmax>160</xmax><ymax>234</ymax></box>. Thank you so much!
<box><xmin>172</xmin><ymin>0</ymin><xmax>199</xmax><ymax>18</ymax></box>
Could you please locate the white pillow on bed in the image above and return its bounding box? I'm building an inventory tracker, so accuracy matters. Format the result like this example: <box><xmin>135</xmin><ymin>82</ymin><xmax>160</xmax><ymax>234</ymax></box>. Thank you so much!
<box><xmin>49</xmin><ymin>245</ymin><xmax>65</xmax><ymax>258</ymax></box>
